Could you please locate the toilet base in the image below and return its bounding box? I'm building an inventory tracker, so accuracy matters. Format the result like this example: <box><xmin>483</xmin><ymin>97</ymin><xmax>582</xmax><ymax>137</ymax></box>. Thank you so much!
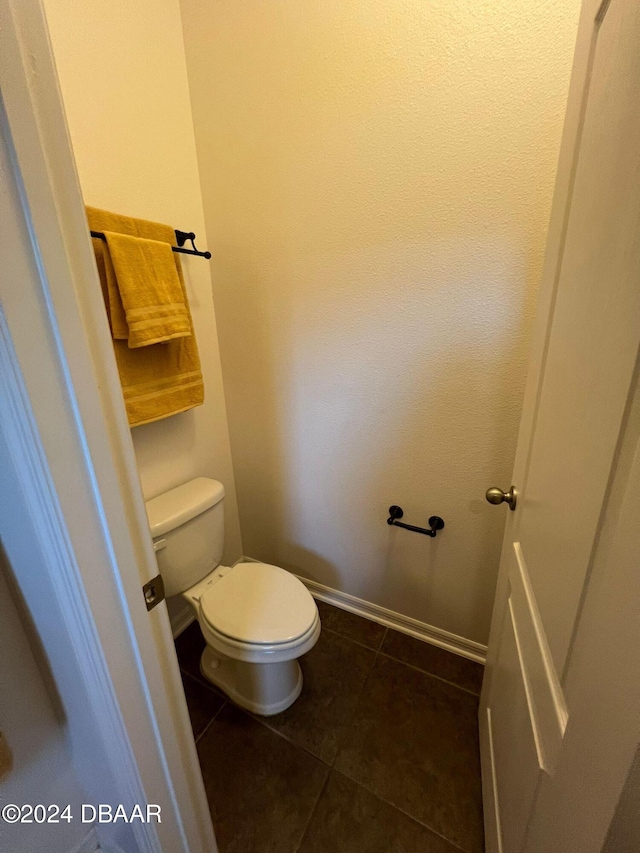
<box><xmin>200</xmin><ymin>646</ymin><xmax>303</xmax><ymax>716</ymax></box>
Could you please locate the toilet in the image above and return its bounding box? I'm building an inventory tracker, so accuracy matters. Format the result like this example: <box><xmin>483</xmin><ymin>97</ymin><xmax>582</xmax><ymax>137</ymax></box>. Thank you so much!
<box><xmin>146</xmin><ymin>477</ymin><xmax>320</xmax><ymax>715</ymax></box>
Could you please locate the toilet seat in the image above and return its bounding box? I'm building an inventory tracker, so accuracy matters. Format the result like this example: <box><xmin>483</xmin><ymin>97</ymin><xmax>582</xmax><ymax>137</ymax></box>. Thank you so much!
<box><xmin>199</xmin><ymin>561</ymin><xmax>318</xmax><ymax>647</ymax></box>
<box><xmin>201</xmin><ymin>614</ymin><xmax>321</xmax><ymax>664</ymax></box>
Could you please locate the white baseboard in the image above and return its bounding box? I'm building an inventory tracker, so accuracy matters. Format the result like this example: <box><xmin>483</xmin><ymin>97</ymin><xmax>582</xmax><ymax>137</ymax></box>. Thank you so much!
<box><xmin>242</xmin><ymin>556</ymin><xmax>487</xmax><ymax>664</ymax></box>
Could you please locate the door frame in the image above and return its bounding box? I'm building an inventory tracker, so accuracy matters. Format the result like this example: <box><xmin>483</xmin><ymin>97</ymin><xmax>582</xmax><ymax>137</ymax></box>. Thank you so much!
<box><xmin>0</xmin><ymin>1</ymin><xmax>216</xmax><ymax>850</ymax></box>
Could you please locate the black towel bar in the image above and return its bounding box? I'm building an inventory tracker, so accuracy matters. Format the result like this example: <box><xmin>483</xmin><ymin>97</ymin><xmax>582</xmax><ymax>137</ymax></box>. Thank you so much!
<box><xmin>90</xmin><ymin>228</ymin><xmax>211</xmax><ymax>259</ymax></box>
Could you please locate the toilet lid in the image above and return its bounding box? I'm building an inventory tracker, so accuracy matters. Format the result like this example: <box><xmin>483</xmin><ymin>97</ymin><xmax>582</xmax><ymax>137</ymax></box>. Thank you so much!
<box><xmin>199</xmin><ymin>562</ymin><xmax>318</xmax><ymax>645</ymax></box>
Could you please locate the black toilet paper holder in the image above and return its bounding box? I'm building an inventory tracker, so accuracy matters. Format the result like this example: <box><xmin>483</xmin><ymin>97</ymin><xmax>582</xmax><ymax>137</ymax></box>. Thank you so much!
<box><xmin>387</xmin><ymin>506</ymin><xmax>445</xmax><ymax>538</ymax></box>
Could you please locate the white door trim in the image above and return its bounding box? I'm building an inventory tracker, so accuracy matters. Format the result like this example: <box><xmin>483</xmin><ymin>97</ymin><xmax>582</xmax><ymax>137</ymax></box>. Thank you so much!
<box><xmin>0</xmin><ymin>300</ymin><xmax>153</xmax><ymax>853</ymax></box>
<box><xmin>0</xmin><ymin>1</ymin><xmax>215</xmax><ymax>850</ymax></box>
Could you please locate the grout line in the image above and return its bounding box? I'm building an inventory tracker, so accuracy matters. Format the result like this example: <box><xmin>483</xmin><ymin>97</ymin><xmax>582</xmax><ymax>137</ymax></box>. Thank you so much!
<box><xmin>293</xmin><ymin>768</ymin><xmax>332</xmax><ymax>853</ymax></box>
<box><xmin>184</xmin><ymin>616</ymin><xmax>479</xmax><ymax>853</ymax></box>
<box><xmin>320</xmin><ymin>610</ymin><xmax>481</xmax><ymax>695</ymax></box>
<box><xmin>325</xmin><ymin>621</ymin><xmax>481</xmax><ymax>851</ymax></box>
<box><xmin>334</xmin><ymin>769</ymin><xmax>474</xmax><ymax>853</ymax></box>
<box><xmin>195</xmin><ymin>700</ymin><xmax>227</xmax><ymax>745</ymax></box>
<box><xmin>250</xmin><ymin>711</ymin><xmax>331</xmax><ymax>766</ymax></box>
<box><xmin>378</xmin><ymin>625</ymin><xmax>388</xmax><ymax>651</ymax></box>
<box><xmin>247</xmin><ymin>624</ymin><xmax>386</xmax><ymax>768</ymax></box>
<box><xmin>178</xmin><ymin>648</ymin><xmax>327</xmax><ymax>758</ymax></box>
<box><xmin>180</xmin><ymin>666</ymin><xmax>227</xmax><ymax>701</ymax></box>
<box><xmin>320</xmin><ymin>624</ymin><xmax>386</xmax><ymax>655</ymax></box>
<box><xmin>327</xmin><ymin>628</ymin><xmax>480</xmax><ymax>851</ymax></box>
<box><xmin>376</xmin><ymin>651</ymin><xmax>481</xmax><ymax>698</ymax></box>
<box><xmin>329</xmin><ymin>626</ymin><xmax>387</xmax><ymax>770</ymax></box>
<box><xmin>373</xmin><ymin>629</ymin><xmax>386</xmax><ymax>663</ymax></box>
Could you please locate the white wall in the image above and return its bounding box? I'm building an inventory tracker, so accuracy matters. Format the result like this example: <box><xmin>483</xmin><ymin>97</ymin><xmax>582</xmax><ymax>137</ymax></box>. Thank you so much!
<box><xmin>180</xmin><ymin>0</ymin><xmax>580</xmax><ymax>644</ymax></box>
<box><xmin>42</xmin><ymin>0</ymin><xmax>243</xmax><ymax>584</ymax></box>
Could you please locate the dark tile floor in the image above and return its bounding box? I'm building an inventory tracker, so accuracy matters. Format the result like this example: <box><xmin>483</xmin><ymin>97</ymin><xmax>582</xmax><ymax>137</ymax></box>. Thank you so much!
<box><xmin>174</xmin><ymin>602</ymin><xmax>485</xmax><ymax>853</ymax></box>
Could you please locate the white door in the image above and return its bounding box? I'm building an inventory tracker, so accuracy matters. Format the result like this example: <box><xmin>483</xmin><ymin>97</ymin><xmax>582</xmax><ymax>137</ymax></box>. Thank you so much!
<box><xmin>480</xmin><ymin>0</ymin><xmax>640</xmax><ymax>850</ymax></box>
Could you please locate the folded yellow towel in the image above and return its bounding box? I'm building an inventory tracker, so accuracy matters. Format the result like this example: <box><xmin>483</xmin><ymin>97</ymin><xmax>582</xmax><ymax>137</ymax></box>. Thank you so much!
<box><xmin>97</xmin><ymin>232</ymin><xmax>129</xmax><ymax>340</ymax></box>
<box><xmin>103</xmin><ymin>231</ymin><xmax>191</xmax><ymax>348</ymax></box>
<box><xmin>87</xmin><ymin>206</ymin><xmax>205</xmax><ymax>427</ymax></box>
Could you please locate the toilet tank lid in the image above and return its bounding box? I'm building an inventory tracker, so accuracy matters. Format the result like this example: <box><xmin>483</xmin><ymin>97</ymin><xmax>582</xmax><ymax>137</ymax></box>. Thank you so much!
<box><xmin>145</xmin><ymin>478</ymin><xmax>225</xmax><ymax>537</ymax></box>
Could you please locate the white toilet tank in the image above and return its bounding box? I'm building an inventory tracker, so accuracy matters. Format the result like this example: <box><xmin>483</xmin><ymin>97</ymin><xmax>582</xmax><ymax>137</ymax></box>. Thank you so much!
<box><xmin>145</xmin><ymin>478</ymin><xmax>225</xmax><ymax>598</ymax></box>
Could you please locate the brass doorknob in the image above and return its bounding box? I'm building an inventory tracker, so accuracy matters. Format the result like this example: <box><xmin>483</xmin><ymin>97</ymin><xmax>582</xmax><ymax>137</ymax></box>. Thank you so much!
<box><xmin>485</xmin><ymin>486</ymin><xmax>517</xmax><ymax>511</ymax></box>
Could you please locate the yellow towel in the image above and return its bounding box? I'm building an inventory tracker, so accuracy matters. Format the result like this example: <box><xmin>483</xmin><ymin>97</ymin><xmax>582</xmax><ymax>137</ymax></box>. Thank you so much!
<box><xmin>103</xmin><ymin>231</ymin><xmax>191</xmax><ymax>348</ymax></box>
<box><xmin>87</xmin><ymin>206</ymin><xmax>205</xmax><ymax>427</ymax></box>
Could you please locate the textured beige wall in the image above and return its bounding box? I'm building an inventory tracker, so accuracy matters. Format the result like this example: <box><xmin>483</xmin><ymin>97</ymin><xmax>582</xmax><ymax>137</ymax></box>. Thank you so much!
<box><xmin>42</xmin><ymin>0</ymin><xmax>243</xmax><ymax>573</ymax></box>
<box><xmin>181</xmin><ymin>0</ymin><xmax>580</xmax><ymax>644</ymax></box>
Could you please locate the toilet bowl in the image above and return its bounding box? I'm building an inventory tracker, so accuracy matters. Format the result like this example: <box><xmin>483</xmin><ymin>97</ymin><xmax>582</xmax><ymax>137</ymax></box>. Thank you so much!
<box><xmin>146</xmin><ymin>478</ymin><xmax>320</xmax><ymax>715</ymax></box>
<box><xmin>184</xmin><ymin>561</ymin><xmax>320</xmax><ymax>714</ymax></box>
